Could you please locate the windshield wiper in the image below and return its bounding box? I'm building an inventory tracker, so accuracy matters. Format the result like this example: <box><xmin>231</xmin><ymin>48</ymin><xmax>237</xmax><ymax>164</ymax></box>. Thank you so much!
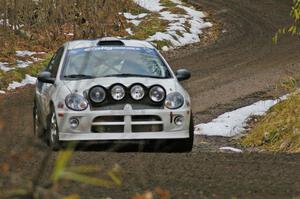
<box><xmin>64</xmin><ymin>74</ymin><xmax>96</xmax><ymax>79</ymax></box>
<box><xmin>103</xmin><ymin>73</ymin><xmax>165</xmax><ymax>79</ymax></box>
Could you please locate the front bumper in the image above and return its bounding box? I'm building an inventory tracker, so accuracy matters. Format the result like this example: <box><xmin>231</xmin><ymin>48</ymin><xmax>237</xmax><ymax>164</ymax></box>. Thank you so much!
<box><xmin>59</xmin><ymin>130</ymin><xmax>189</xmax><ymax>141</ymax></box>
<box><xmin>56</xmin><ymin>104</ymin><xmax>191</xmax><ymax>141</ymax></box>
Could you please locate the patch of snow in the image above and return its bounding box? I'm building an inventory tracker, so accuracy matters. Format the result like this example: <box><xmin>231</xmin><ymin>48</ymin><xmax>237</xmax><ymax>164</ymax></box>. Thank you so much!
<box><xmin>0</xmin><ymin>90</ymin><xmax>5</xmax><ymax>94</ymax></box>
<box><xmin>122</xmin><ymin>12</ymin><xmax>148</xmax><ymax>27</ymax></box>
<box><xmin>7</xmin><ymin>75</ymin><xmax>37</xmax><ymax>90</ymax></box>
<box><xmin>133</xmin><ymin>0</ymin><xmax>164</xmax><ymax>12</ymax></box>
<box><xmin>170</xmin><ymin>0</ymin><xmax>183</xmax><ymax>4</ymax></box>
<box><xmin>134</xmin><ymin>0</ymin><xmax>213</xmax><ymax>48</ymax></box>
<box><xmin>160</xmin><ymin>11</ymin><xmax>182</xmax><ymax>21</ymax></box>
<box><xmin>148</xmin><ymin>32</ymin><xmax>180</xmax><ymax>46</ymax></box>
<box><xmin>123</xmin><ymin>12</ymin><xmax>148</xmax><ymax>20</ymax></box>
<box><xmin>219</xmin><ymin>147</ymin><xmax>243</xmax><ymax>153</ymax></box>
<box><xmin>16</xmin><ymin>60</ymin><xmax>33</xmax><ymax>68</ymax></box>
<box><xmin>195</xmin><ymin>98</ymin><xmax>285</xmax><ymax>137</ymax></box>
<box><xmin>177</xmin><ymin>4</ymin><xmax>206</xmax><ymax>18</ymax></box>
<box><xmin>162</xmin><ymin>46</ymin><xmax>169</xmax><ymax>51</ymax></box>
<box><xmin>31</xmin><ymin>57</ymin><xmax>44</xmax><ymax>62</ymax></box>
<box><xmin>16</xmin><ymin>50</ymin><xmax>45</xmax><ymax>57</ymax></box>
<box><xmin>0</xmin><ymin>62</ymin><xmax>14</xmax><ymax>72</ymax></box>
<box><xmin>129</xmin><ymin>19</ymin><xmax>142</xmax><ymax>26</ymax></box>
<box><xmin>126</xmin><ymin>28</ymin><xmax>134</xmax><ymax>35</ymax></box>
<box><xmin>1</xmin><ymin>56</ymin><xmax>43</xmax><ymax>72</ymax></box>
<box><xmin>15</xmin><ymin>51</ymin><xmax>45</xmax><ymax>68</ymax></box>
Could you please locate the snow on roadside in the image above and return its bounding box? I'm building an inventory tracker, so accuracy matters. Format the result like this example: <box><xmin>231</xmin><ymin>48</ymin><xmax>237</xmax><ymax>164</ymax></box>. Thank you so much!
<box><xmin>7</xmin><ymin>75</ymin><xmax>37</xmax><ymax>90</ymax></box>
<box><xmin>0</xmin><ymin>51</ymin><xmax>45</xmax><ymax>72</ymax></box>
<box><xmin>0</xmin><ymin>62</ymin><xmax>14</xmax><ymax>72</ymax></box>
<box><xmin>0</xmin><ymin>50</ymin><xmax>46</xmax><ymax>94</ymax></box>
<box><xmin>16</xmin><ymin>50</ymin><xmax>45</xmax><ymax>57</ymax></box>
<box><xmin>123</xmin><ymin>12</ymin><xmax>148</xmax><ymax>27</ymax></box>
<box><xmin>123</xmin><ymin>13</ymin><xmax>148</xmax><ymax>20</ymax></box>
<box><xmin>219</xmin><ymin>147</ymin><xmax>243</xmax><ymax>153</ymax></box>
<box><xmin>129</xmin><ymin>20</ymin><xmax>142</xmax><ymax>26</ymax></box>
<box><xmin>195</xmin><ymin>98</ymin><xmax>286</xmax><ymax>137</ymax></box>
<box><xmin>126</xmin><ymin>28</ymin><xmax>134</xmax><ymax>35</ymax></box>
<box><xmin>16</xmin><ymin>51</ymin><xmax>45</xmax><ymax>69</ymax></box>
<box><xmin>133</xmin><ymin>0</ymin><xmax>164</xmax><ymax>12</ymax></box>
<box><xmin>133</xmin><ymin>0</ymin><xmax>212</xmax><ymax>50</ymax></box>
<box><xmin>16</xmin><ymin>60</ymin><xmax>33</xmax><ymax>68</ymax></box>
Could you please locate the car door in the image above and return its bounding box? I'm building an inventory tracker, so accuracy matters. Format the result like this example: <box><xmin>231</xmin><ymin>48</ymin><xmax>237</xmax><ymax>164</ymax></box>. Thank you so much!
<box><xmin>39</xmin><ymin>47</ymin><xmax>64</xmax><ymax>125</ymax></box>
<box><xmin>35</xmin><ymin>52</ymin><xmax>57</xmax><ymax>124</ymax></box>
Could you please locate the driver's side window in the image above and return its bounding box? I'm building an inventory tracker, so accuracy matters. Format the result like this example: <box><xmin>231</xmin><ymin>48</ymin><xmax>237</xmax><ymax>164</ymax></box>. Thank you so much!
<box><xmin>46</xmin><ymin>47</ymin><xmax>64</xmax><ymax>78</ymax></box>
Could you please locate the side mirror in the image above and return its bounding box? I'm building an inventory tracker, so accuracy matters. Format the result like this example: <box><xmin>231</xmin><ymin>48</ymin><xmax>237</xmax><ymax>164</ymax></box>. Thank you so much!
<box><xmin>175</xmin><ymin>69</ymin><xmax>191</xmax><ymax>81</ymax></box>
<box><xmin>37</xmin><ymin>71</ymin><xmax>55</xmax><ymax>84</ymax></box>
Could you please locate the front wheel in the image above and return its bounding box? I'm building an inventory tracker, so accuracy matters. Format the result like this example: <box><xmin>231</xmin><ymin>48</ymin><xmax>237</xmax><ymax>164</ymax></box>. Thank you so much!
<box><xmin>33</xmin><ymin>103</ymin><xmax>45</xmax><ymax>138</ymax></box>
<box><xmin>47</xmin><ymin>107</ymin><xmax>61</xmax><ymax>151</ymax></box>
<box><xmin>177</xmin><ymin>114</ymin><xmax>194</xmax><ymax>152</ymax></box>
<box><xmin>163</xmin><ymin>114</ymin><xmax>194</xmax><ymax>152</ymax></box>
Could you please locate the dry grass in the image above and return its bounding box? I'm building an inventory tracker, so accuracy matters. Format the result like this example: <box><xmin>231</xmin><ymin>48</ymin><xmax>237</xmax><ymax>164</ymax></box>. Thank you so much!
<box><xmin>0</xmin><ymin>0</ymin><xmax>199</xmax><ymax>59</ymax></box>
<box><xmin>0</xmin><ymin>0</ymin><xmax>142</xmax><ymax>60</ymax></box>
<box><xmin>240</xmin><ymin>91</ymin><xmax>300</xmax><ymax>153</ymax></box>
<box><xmin>128</xmin><ymin>0</ymin><xmax>190</xmax><ymax>49</ymax></box>
<box><xmin>130</xmin><ymin>13</ymin><xmax>169</xmax><ymax>40</ymax></box>
<box><xmin>160</xmin><ymin>0</ymin><xmax>187</xmax><ymax>15</ymax></box>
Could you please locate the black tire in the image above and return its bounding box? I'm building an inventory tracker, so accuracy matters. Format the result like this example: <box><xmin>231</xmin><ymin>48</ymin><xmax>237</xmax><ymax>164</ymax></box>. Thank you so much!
<box><xmin>47</xmin><ymin>106</ymin><xmax>61</xmax><ymax>151</ymax></box>
<box><xmin>181</xmin><ymin>118</ymin><xmax>194</xmax><ymax>152</ymax></box>
<box><xmin>33</xmin><ymin>102</ymin><xmax>45</xmax><ymax>138</ymax></box>
<box><xmin>168</xmin><ymin>114</ymin><xmax>194</xmax><ymax>152</ymax></box>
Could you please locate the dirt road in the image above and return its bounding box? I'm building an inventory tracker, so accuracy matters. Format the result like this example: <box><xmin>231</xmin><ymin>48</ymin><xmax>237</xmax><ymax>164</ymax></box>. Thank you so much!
<box><xmin>1</xmin><ymin>0</ymin><xmax>300</xmax><ymax>198</ymax></box>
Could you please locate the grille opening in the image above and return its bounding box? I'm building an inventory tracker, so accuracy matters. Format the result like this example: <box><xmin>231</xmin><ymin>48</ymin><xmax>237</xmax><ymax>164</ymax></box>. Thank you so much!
<box><xmin>93</xmin><ymin>116</ymin><xmax>124</xmax><ymax>123</ymax></box>
<box><xmin>91</xmin><ymin>115</ymin><xmax>163</xmax><ymax>133</ymax></box>
<box><xmin>132</xmin><ymin>124</ymin><xmax>163</xmax><ymax>133</ymax></box>
<box><xmin>91</xmin><ymin>125</ymin><xmax>124</xmax><ymax>133</ymax></box>
<box><xmin>132</xmin><ymin>115</ymin><xmax>161</xmax><ymax>122</ymax></box>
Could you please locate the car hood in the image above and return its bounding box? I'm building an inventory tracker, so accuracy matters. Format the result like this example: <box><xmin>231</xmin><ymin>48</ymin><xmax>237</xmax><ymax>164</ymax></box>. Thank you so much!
<box><xmin>62</xmin><ymin>77</ymin><xmax>180</xmax><ymax>95</ymax></box>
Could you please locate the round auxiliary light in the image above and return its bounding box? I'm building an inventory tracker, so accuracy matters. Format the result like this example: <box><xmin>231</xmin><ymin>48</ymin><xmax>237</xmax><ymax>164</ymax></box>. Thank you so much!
<box><xmin>149</xmin><ymin>85</ymin><xmax>165</xmax><ymax>103</ymax></box>
<box><xmin>89</xmin><ymin>86</ymin><xmax>106</xmax><ymax>103</ymax></box>
<box><xmin>111</xmin><ymin>85</ymin><xmax>126</xmax><ymax>101</ymax></box>
<box><xmin>130</xmin><ymin>84</ymin><xmax>145</xmax><ymax>100</ymax></box>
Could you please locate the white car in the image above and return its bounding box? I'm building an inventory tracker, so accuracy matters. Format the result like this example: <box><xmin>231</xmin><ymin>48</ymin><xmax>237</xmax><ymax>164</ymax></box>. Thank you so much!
<box><xmin>34</xmin><ymin>37</ymin><xmax>194</xmax><ymax>151</ymax></box>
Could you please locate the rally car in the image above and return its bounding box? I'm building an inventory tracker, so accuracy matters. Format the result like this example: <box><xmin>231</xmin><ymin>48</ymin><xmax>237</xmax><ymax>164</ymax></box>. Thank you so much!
<box><xmin>33</xmin><ymin>37</ymin><xmax>194</xmax><ymax>151</ymax></box>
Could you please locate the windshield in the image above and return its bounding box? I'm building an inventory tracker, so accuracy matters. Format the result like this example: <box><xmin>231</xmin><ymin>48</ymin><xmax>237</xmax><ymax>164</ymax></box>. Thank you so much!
<box><xmin>62</xmin><ymin>46</ymin><xmax>172</xmax><ymax>79</ymax></box>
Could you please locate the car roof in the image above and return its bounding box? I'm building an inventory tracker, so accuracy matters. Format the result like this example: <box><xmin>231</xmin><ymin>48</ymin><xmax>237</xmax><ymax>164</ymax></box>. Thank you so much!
<box><xmin>65</xmin><ymin>37</ymin><xmax>156</xmax><ymax>50</ymax></box>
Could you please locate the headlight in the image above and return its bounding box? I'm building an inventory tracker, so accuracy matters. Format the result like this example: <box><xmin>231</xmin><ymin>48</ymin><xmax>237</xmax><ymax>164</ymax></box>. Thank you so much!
<box><xmin>65</xmin><ymin>93</ymin><xmax>88</xmax><ymax>111</ymax></box>
<box><xmin>149</xmin><ymin>85</ymin><xmax>165</xmax><ymax>102</ymax></box>
<box><xmin>165</xmin><ymin>92</ymin><xmax>184</xmax><ymax>109</ymax></box>
<box><xmin>111</xmin><ymin>85</ymin><xmax>125</xmax><ymax>100</ymax></box>
<box><xmin>130</xmin><ymin>84</ymin><xmax>145</xmax><ymax>100</ymax></box>
<box><xmin>89</xmin><ymin>86</ymin><xmax>106</xmax><ymax>103</ymax></box>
